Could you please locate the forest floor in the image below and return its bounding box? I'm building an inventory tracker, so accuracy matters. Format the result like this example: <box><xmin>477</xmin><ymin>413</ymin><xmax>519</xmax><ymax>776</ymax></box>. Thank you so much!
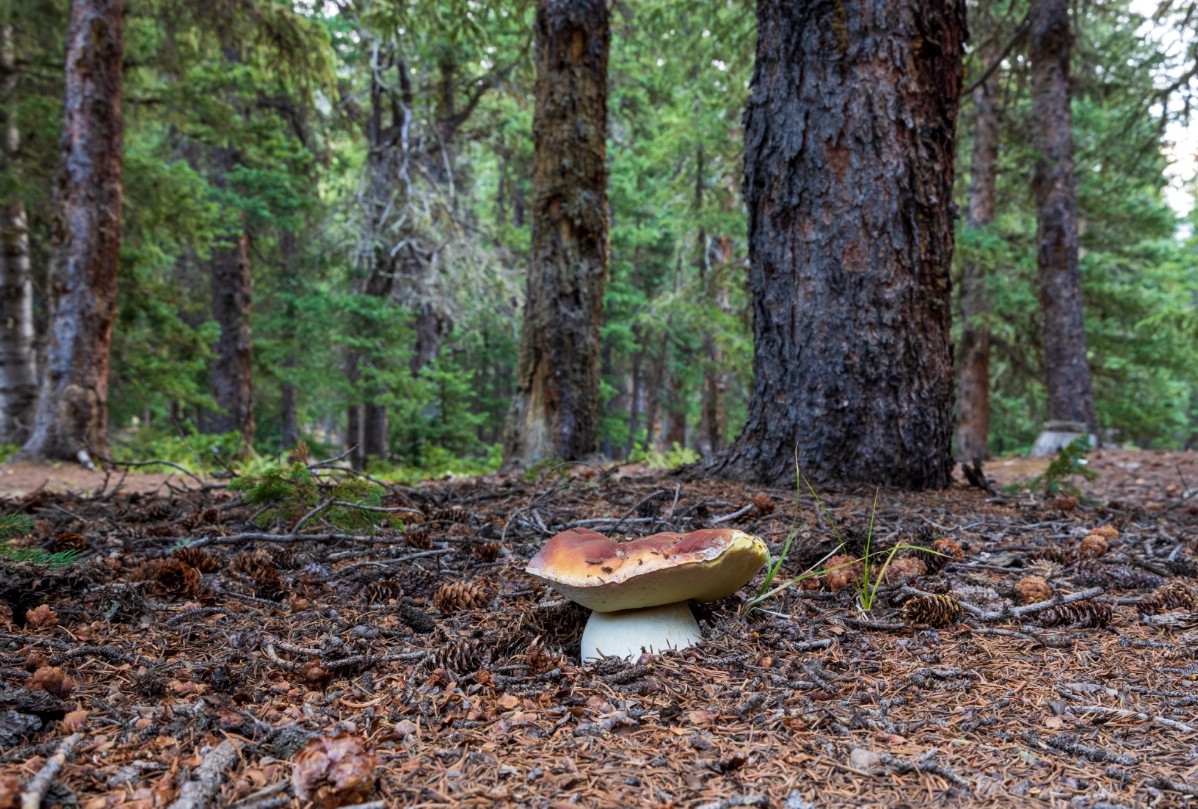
<box><xmin>0</xmin><ymin>448</ymin><xmax>1196</xmax><ymax>808</ymax></box>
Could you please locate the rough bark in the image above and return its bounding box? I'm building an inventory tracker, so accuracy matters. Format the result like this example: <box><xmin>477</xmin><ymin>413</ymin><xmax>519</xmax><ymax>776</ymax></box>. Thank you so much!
<box><xmin>0</xmin><ymin>21</ymin><xmax>38</xmax><ymax>444</ymax></box>
<box><xmin>699</xmin><ymin>0</ymin><xmax>965</xmax><ymax>489</ymax></box>
<box><xmin>956</xmin><ymin>37</ymin><xmax>1000</xmax><ymax>463</ymax></box>
<box><xmin>208</xmin><ymin>224</ymin><xmax>255</xmax><ymax>446</ymax></box>
<box><xmin>502</xmin><ymin>0</ymin><xmax>609</xmax><ymax>468</ymax></box>
<box><xmin>1030</xmin><ymin>0</ymin><xmax>1097</xmax><ymax>433</ymax></box>
<box><xmin>20</xmin><ymin>0</ymin><xmax>123</xmax><ymax>465</ymax></box>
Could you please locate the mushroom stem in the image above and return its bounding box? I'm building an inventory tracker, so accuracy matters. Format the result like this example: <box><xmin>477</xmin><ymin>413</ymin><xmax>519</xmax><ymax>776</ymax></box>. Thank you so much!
<box><xmin>579</xmin><ymin>601</ymin><xmax>702</xmax><ymax>662</ymax></box>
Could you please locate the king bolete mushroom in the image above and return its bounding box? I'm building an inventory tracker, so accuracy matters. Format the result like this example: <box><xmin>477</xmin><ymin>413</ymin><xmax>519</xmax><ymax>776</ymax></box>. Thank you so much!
<box><xmin>526</xmin><ymin>527</ymin><xmax>768</xmax><ymax>661</ymax></box>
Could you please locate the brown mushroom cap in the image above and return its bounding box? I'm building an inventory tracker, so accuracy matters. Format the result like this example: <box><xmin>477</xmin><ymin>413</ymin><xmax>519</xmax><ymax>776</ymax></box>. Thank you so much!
<box><xmin>525</xmin><ymin>527</ymin><xmax>769</xmax><ymax>612</ymax></box>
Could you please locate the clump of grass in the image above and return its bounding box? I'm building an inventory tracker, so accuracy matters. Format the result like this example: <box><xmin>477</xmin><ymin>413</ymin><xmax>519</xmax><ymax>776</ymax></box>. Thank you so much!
<box><xmin>742</xmin><ymin>454</ymin><xmax>941</xmax><ymax>615</ymax></box>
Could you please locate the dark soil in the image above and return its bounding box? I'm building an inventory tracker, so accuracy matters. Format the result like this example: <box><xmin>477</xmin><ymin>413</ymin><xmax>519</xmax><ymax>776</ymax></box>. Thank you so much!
<box><xmin>0</xmin><ymin>449</ymin><xmax>1195</xmax><ymax>808</ymax></box>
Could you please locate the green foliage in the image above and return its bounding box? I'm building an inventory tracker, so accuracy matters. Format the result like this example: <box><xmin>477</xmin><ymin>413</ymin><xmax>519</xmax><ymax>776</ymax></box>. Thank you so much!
<box><xmin>0</xmin><ymin>514</ymin><xmax>79</xmax><ymax>567</ymax></box>
<box><xmin>229</xmin><ymin>461</ymin><xmax>390</xmax><ymax>532</ymax></box>
<box><xmin>1027</xmin><ymin>437</ymin><xmax>1101</xmax><ymax>497</ymax></box>
<box><xmin>628</xmin><ymin>441</ymin><xmax>699</xmax><ymax>470</ymax></box>
<box><xmin>112</xmin><ymin>427</ymin><xmax>246</xmax><ymax>473</ymax></box>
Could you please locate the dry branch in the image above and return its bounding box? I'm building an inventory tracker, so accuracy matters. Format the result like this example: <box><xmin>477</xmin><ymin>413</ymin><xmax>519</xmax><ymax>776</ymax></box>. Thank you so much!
<box><xmin>20</xmin><ymin>733</ymin><xmax>82</xmax><ymax>809</ymax></box>
<box><xmin>167</xmin><ymin>739</ymin><xmax>239</xmax><ymax>809</ymax></box>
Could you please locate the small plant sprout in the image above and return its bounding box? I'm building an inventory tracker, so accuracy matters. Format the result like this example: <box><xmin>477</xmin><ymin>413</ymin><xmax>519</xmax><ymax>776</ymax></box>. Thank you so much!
<box><xmin>0</xmin><ymin>514</ymin><xmax>80</xmax><ymax>567</ymax></box>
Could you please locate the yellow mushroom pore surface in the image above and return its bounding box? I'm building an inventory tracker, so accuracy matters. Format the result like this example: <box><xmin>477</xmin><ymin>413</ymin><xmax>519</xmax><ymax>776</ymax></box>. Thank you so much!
<box><xmin>525</xmin><ymin>528</ymin><xmax>769</xmax><ymax>612</ymax></box>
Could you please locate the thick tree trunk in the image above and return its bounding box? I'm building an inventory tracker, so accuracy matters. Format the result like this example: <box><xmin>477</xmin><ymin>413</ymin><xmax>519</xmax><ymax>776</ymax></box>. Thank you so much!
<box><xmin>209</xmin><ymin>225</ymin><xmax>255</xmax><ymax>446</ymax></box>
<box><xmin>1030</xmin><ymin>0</ymin><xmax>1097</xmax><ymax>433</ymax></box>
<box><xmin>956</xmin><ymin>39</ymin><xmax>1000</xmax><ymax>464</ymax></box>
<box><xmin>0</xmin><ymin>21</ymin><xmax>37</xmax><ymax>445</ymax></box>
<box><xmin>502</xmin><ymin>0</ymin><xmax>609</xmax><ymax>468</ymax></box>
<box><xmin>700</xmin><ymin>0</ymin><xmax>964</xmax><ymax>489</ymax></box>
<box><xmin>20</xmin><ymin>0</ymin><xmax>123</xmax><ymax>465</ymax></box>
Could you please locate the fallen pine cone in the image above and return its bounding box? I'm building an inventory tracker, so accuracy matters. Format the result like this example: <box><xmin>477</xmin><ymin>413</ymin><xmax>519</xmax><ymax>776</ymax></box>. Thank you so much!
<box><xmin>881</xmin><ymin>555</ymin><xmax>927</xmax><ymax>584</ymax></box>
<box><xmin>1030</xmin><ymin>547</ymin><xmax>1074</xmax><ymax>567</ymax></box>
<box><xmin>919</xmin><ymin>538</ymin><xmax>964</xmax><ymax>574</ymax></box>
<box><xmin>28</xmin><ymin>666</ymin><xmax>73</xmax><ymax>699</ymax></box>
<box><xmin>823</xmin><ymin>554</ymin><xmax>861</xmax><ymax>593</ymax></box>
<box><xmin>1089</xmin><ymin>524</ymin><xmax>1119</xmax><ymax>541</ymax></box>
<box><xmin>361</xmin><ymin>580</ymin><xmax>404</xmax><ymax>605</ymax></box>
<box><xmin>1038</xmin><ymin>602</ymin><xmax>1112</xmax><ymax>629</ymax></box>
<box><xmin>172</xmin><ymin>546</ymin><xmax>220</xmax><ymax>573</ymax></box>
<box><xmin>752</xmin><ymin>492</ymin><xmax>775</xmax><ymax>515</ymax></box>
<box><xmin>1078</xmin><ymin>534</ymin><xmax>1109</xmax><ymax>559</ymax></box>
<box><xmin>1137</xmin><ymin>581</ymin><xmax>1197</xmax><ymax>616</ymax></box>
<box><xmin>471</xmin><ymin>541</ymin><xmax>501</xmax><ymax>563</ymax></box>
<box><xmin>404</xmin><ymin>529</ymin><xmax>432</xmax><ymax>550</ymax></box>
<box><xmin>292</xmin><ymin>734</ymin><xmax>377</xmax><ymax>808</ymax></box>
<box><xmin>901</xmin><ymin>594</ymin><xmax>962</xmax><ymax>627</ymax></box>
<box><xmin>1014</xmin><ymin>575</ymin><xmax>1053</xmax><ymax>605</ymax></box>
<box><xmin>52</xmin><ymin>531</ymin><xmax>87</xmax><ymax>553</ymax></box>
<box><xmin>433</xmin><ymin>581</ymin><xmax>488</xmax><ymax>613</ymax></box>
<box><xmin>152</xmin><ymin>559</ymin><xmax>203</xmax><ymax>599</ymax></box>
<box><xmin>24</xmin><ymin>604</ymin><xmax>59</xmax><ymax>629</ymax></box>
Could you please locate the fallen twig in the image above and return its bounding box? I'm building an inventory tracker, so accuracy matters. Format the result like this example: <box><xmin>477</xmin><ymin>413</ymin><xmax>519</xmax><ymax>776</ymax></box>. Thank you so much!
<box><xmin>166</xmin><ymin>739</ymin><xmax>239</xmax><ymax>809</ymax></box>
<box><xmin>1073</xmin><ymin>705</ymin><xmax>1196</xmax><ymax>734</ymax></box>
<box><xmin>877</xmin><ymin>751</ymin><xmax>970</xmax><ymax>790</ymax></box>
<box><xmin>20</xmin><ymin>732</ymin><xmax>83</xmax><ymax>809</ymax></box>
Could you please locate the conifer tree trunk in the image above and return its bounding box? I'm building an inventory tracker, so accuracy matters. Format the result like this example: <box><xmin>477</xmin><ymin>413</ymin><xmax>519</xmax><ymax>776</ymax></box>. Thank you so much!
<box><xmin>699</xmin><ymin>0</ymin><xmax>965</xmax><ymax>489</ymax></box>
<box><xmin>209</xmin><ymin>222</ymin><xmax>255</xmax><ymax>446</ymax></box>
<box><xmin>0</xmin><ymin>20</ymin><xmax>38</xmax><ymax>445</ymax></box>
<box><xmin>20</xmin><ymin>0</ymin><xmax>123</xmax><ymax>465</ymax></box>
<box><xmin>1030</xmin><ymin>0</ymin><xmax>1097</xmax><ymax>434</ymax></box>
<box><xmin>956</xmin><ymin>36</ymin><xmax>1000</xmax><ymax>464</ymax></box>
<box><xmin>502</xmin><ymin>0</ymin><xmax>609</xmax><ymax>468</ymax></box>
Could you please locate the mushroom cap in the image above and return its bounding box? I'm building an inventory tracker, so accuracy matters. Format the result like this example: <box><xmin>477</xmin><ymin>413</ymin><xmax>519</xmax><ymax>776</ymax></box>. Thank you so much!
<box><xmin>525</xmin><ymin>527</ymin><xmax>769</xmax><ymax>612</ymax></box>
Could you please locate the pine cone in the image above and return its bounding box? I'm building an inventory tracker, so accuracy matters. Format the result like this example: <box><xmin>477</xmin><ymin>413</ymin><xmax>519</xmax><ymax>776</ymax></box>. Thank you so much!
<box><xmin>292</xmin><ymin>734</ymin><xmax>377</xmax><ymax>809</ymax></box>
<box><xmin>433</xmin><ymin>581</ymin><xmax>488</xmax><ymax>613</ymax></box>
<box><xmin>230</xmin><ymin>550</ymin><xmax>273</xmax><ymax>576</ymax></box>
<box><xmin>1138</xmin><ymin>581</ymin><xmax>1198</xmax><ymax>616</ymax></box>
<box><xmin>152</xmin><ymin>560</ymin><xmax>203</xmax><ymax>599</ymax></box>
<box><xmin>752</xmin><ymin>492</ymin><xmax>775</xmax><ymax>515</ymax></box>
<box><xmin>28</xmin><ymin>666</ymin><xmax>73</xmax><ymax>699</ymax></box>
<box><xmin>144</xmin><ymin>500</ymin><xmax>175</xmax><ymax>520</ymax></box>
<box><xmin>822</xmin><ymin>554</ymin><xmax>861</xmax><ymax>593</ymax></box>
<box><xmin>919</xmin><ymin>538</ymin><xmax>964</xmax><ymax>574</ymax></box>
<box><xmin>361</xmin><ymin>580</ymin><xmax>404</xmax><ymax>605</ymax></box>
<box><xmin>252</xmin><ymin>566</ymin><xmax>287</xmax><ymax>601</ymax></box>
<box><xmin>471</xmin><ymin>542</ymin><xmax>501</xmax><ymax>563</ymax></box>
<box><xmin>1089</xmin><ymin>524</ymin><xmax>1119</xmax><ymax>541</ymax></box>
<box><xmin>404</xmin><ymin>530</ymin><xmax>432</xmax><ymax>550</ymax></box>
<box><xmin>430</xmin><ymin>507</ymin><xmax>470</xmax><ymax>524</ymax></box>
<box><xmin>433</xmin><ymin>635</ymin><xmax>486</xmax><ymax>675</ymax></box>
<box><xmin>1078</xmin><ymin>534</ymin><xmax>1109</xmax><ymax>559</ymax></box>
<box><xmin>881</xmin><ymin>555</ymin><xmax>927</xmax><ymax>584</ymax></box>
<box><xmin>52</xmin><ymin>531</ymin><xmax>88</xmax><ymax>553</ymax></box>
<box><xmin>172</xmin><ymin>546</ymin><xmax>220</xmax><ymax>573</ymax></box>
<box><xmin>901</xmin><ymin>594</ymin><xmax>962</xmax><ymax>627</ymax></box>
<box><xmin>1030</xmin><ymin>547</ymin><xmax>1074</xmax><ymax>566</ymax></box>
<box><xmin>1014</xmin><ymin>575</ymin><xmax>1053</xmax><ymax>604</ymax></box>
<box><xmin>270</xmin><ymin>546</ymin><xmax>309</xmax><ymax>570</ymax></box>
<box><xmin>1038</xmin><ymin>601</ymin><xmax>1112</xmax><ymax>629</ymax></box>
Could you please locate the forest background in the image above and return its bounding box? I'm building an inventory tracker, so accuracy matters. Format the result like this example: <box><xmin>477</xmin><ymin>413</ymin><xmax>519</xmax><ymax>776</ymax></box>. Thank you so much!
<box><xmin>2</xmin><ymin>0</ymin><xmax>1196</xmax><ymax>480</ymax></box>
